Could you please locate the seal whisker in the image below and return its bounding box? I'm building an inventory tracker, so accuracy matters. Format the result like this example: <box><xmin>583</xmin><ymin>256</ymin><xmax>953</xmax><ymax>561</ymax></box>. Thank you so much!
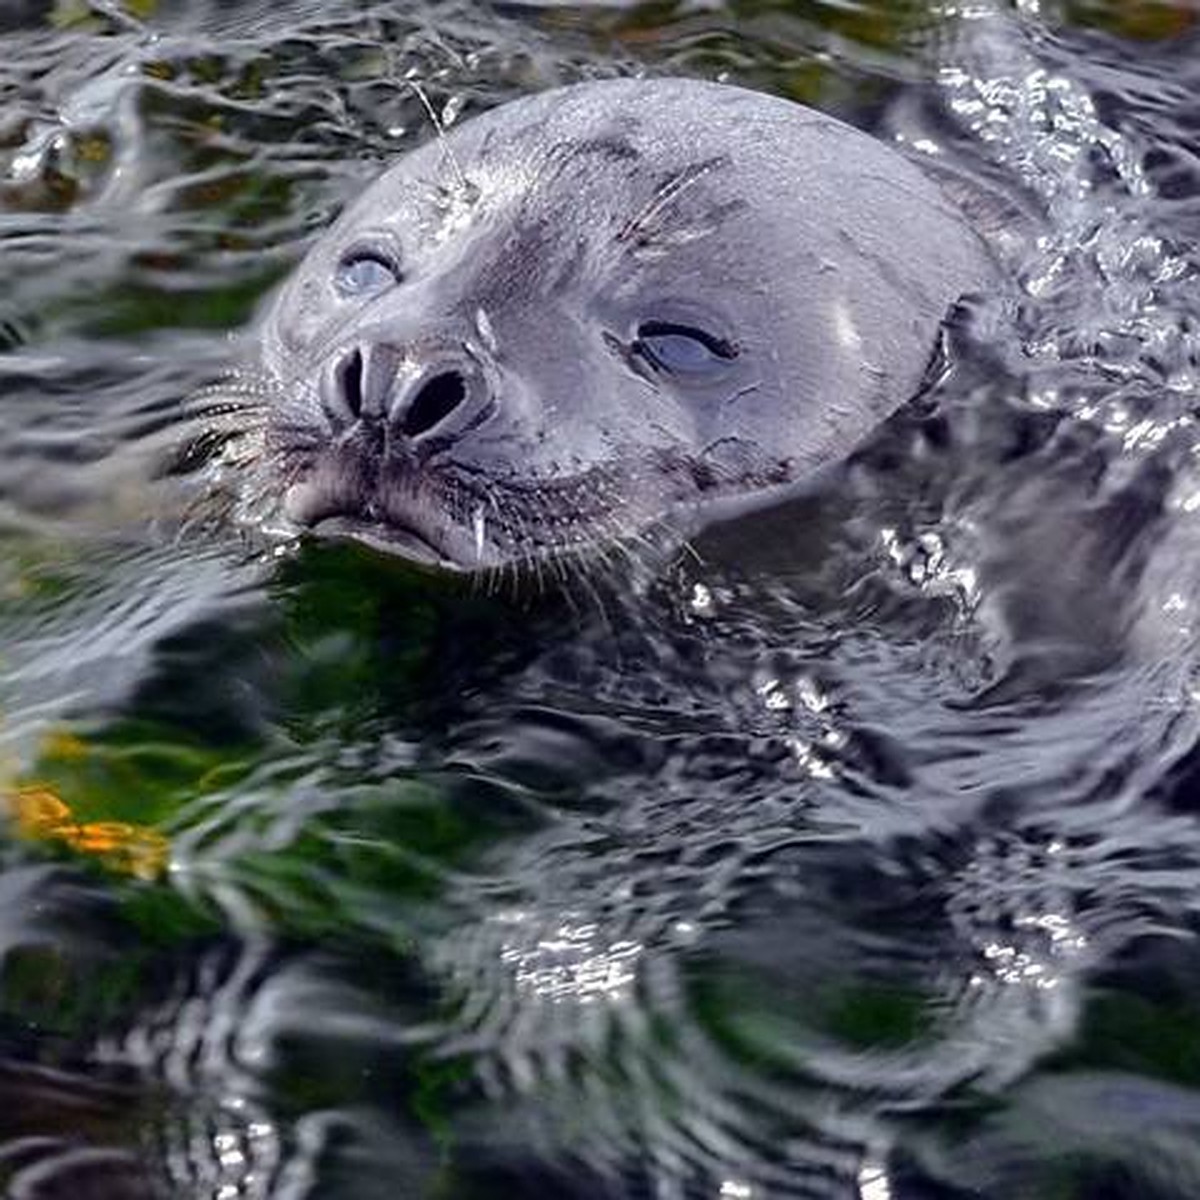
<box><xmin>403</xmin><ymin>76</ymin><xmax>475</xmax><ymax>203</ymax></box>
<box><xmin>169</xmin><ymin>370</ymin><xmax>287</xmax><ymax>480</ymax></box>
<box><xmin>617</xmin><ymin>156</ymin><xmax>727</xmax><ymax>247</ymax></box>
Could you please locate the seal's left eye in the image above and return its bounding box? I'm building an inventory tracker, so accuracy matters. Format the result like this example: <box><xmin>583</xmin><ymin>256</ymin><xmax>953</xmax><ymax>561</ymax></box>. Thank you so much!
<box><xmin>634</xmin><ymin>322</ymin><xmax>737</xmax><ymax>377</ymax></box>
<box><xmin>335</xmin><ymin>250</ymin><xmax>401</xmax><ymax>297</ymax></box>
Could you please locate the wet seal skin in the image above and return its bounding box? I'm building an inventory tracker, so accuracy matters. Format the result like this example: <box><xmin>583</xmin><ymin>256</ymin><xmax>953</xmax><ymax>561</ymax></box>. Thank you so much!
<box><xmin>227</xmin><ymin>77</ymin><xmax>999</xmax><ymax>575</ymax></box>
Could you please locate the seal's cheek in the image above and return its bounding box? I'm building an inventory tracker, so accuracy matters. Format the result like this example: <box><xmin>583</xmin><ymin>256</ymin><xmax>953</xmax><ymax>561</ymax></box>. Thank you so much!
<box><xmin>265</xmin><ymin>275</ymin><xmax>331</xmax><ymax>362</ymax></box>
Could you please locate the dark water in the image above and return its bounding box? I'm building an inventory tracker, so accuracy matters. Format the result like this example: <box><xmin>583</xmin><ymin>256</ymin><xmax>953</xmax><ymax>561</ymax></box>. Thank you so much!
<box><xmin>3</xmin><ymin>1</ymin><xmax>1200</xmax><ymax>1196</ymax></box>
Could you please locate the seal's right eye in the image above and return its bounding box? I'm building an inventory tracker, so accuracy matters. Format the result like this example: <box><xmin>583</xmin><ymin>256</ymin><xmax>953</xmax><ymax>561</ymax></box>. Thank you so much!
<box><xmin>634</xmin><ymin>322</ymin><xmax>738</xmax><ymax>378</ymax></box>
<box><xmin>334</xmin><ymin>250</ymin><xmax>401</xmax><ymax>298</ymax></box>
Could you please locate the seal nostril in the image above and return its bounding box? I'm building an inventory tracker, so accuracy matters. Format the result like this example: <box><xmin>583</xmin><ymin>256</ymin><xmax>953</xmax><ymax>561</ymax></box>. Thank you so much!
<box><xmin>338</xmin><ymin>347</ymin><xmax>365</xmax><ymax>419</ymax></box>
<box><xmin>402</xmin><ymin>371</ymin><xmax>467</xmax><ymax>439</ymax></box>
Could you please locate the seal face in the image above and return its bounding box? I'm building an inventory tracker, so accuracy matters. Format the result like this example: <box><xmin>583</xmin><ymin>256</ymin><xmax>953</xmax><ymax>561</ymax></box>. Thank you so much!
<box><xmin>245</xmin><ymin>77</ymin><xmax>997</xmax><ymax>572</ymax></box>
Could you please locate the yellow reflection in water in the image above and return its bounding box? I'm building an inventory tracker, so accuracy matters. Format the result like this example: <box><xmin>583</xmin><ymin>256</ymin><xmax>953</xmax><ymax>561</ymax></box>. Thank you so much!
<box><xmin>6</xmin><ymin>783</ymin><xmax>169</xmax><ymax>881</ymax></box>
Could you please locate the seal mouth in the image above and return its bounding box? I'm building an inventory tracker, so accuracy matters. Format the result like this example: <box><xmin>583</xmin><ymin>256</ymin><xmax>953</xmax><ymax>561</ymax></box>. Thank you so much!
<box><xmin>280</xmin><ymin>469</ymin><xmax>476</xmax><ymax>571</ymax></box>
<box><xmin>309</xmin><ymin>514</ymin><xmax>461</xmax><ymax>571</ymax></box>
<box><xmin>277</xmin><ymin>449</ymin><xmax>633</xmax><ymax>573</ymax></box>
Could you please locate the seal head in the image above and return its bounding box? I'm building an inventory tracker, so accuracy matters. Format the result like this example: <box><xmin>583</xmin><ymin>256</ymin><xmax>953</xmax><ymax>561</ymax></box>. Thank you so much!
<box><xmin>249</xmin><ymin>77</ymin><xmax>996</xmax><ymax>572</ymax></box>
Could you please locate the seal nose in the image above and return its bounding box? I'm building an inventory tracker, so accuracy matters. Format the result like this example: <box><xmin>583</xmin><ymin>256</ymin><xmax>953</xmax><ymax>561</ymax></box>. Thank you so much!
<box><xmin>395</xmin><ymin>369</ymin><xmax>468</xmax><ymax>440</ymax></box>
<box><xmin>323</xmin><ymin>343</ymin><xmax>477</xmax><ymax>444</ymax></box>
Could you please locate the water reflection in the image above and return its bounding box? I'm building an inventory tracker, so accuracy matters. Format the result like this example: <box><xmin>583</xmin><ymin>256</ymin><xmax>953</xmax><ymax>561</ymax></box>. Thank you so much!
<box><xmin>498</xmin><ymin>912</ymin><xmax>643</xmax><ymax>1005</ymax></box>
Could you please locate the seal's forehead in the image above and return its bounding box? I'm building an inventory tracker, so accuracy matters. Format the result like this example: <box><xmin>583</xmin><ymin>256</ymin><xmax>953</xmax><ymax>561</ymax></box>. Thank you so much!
<box><xmin>454</xmin><ymin>93</ymin><xmax>740</xmax><ymax>205</ymax></box>
<box><xmin>316</xmin><ymin>76</ymin><xmax>987</xmax><ymax>312</ymax></box>
<box><xmin>360</xmin><ymin>80</ymin><xmax>758</xmax><ymax>209</ymax></box>
<box><xmin>412</xmin><ymin>116</ymin><xmax>761</xmax><ymax>266</ymax></box>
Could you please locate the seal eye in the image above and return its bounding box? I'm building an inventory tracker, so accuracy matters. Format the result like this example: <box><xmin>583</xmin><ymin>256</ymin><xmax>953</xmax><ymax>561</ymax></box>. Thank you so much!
<box><xmin>334</xmin><ymin>250</ymin><xmax>401</xmax><ymax>298</ymax></box>
<box><xmin>634</xmin><ymin>322</ymin><xmax>737</xmax><ymax>377</ymax></box>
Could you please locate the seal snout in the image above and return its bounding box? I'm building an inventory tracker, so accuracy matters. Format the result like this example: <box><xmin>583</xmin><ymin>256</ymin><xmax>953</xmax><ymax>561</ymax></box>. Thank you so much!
<box><xmin>321</xmin><ymin>340</ymin><xmax>485</xmax><ymax>448</ymax></box>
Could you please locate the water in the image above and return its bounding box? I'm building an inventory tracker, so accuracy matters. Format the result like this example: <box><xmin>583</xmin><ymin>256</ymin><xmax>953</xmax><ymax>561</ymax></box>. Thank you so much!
<box><xmin>2</xmin><ymin>1</ymin><xmax>1200</xmax><ymax>1196</ymax></box>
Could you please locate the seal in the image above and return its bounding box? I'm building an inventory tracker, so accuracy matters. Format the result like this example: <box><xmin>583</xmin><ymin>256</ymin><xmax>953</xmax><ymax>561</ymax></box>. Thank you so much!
<box><xmin>234</xmin><ymin>77</ymin><xmax>997</xmax><ymax>573</ymax></box>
